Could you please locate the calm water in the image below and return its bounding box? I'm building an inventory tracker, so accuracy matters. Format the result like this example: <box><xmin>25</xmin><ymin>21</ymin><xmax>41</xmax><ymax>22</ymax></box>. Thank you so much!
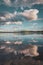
<box><xmin>0</xmin><ymin>33</ymin><xmax>43</xmax><ymax>45</ymax></box>
<box><xmin>0</xmin><ymin>33</ymin><xmax>43</xmax><ymax>53</ymax></box>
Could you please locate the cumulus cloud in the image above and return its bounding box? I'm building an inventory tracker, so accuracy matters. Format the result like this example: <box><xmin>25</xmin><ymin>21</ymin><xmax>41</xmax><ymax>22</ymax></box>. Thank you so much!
<box><xmin>0</xmin><ymin>9</ymin><xmax>39</xmax><ymax>26</ymax></box>
<box><xmin>0</xmin><ymin>43</ymin><xmax>39</xmax><ymax>57</ymax></box>
<box><xmin>20</xmin><ymin>9</ymin><xmax>39</xmax><ymax>20</ymax></box>
<box><xmin>5</xmin><ymin>47</ymin><xmax>14</xmax><ymax>53</ymax></box>
<box><xmin>0</xmin><ymin>9</ymin><xmax>39</xmax><ymax>21</ymax></box>
<box><xmin>5</xmin><ymin>21</ymin><xmax>22</xmax><ymax>25</ymax></box>
<box><xmin>0</xmin><ymin>12</ymin><xmax>17</xmax><ymax>21</ymax></box>
<box><xmin>5</xmin><ymin>41</ymin><xmax>11</xmax><ymax>44</ymax></box>
<box><xmin>4</xmin><ymin>12</ymin><xmax>15</xmax><ymax>19</ymax></box>
<box><xmin>0</xmin><ymin>13</ymin><xmax>14</xmax><ymax>22</ymax></box>
<box><xmin>19</xmin><ymin>44</ymin><xmax>39</xmax><ymax>57</ymax></box>
<box><xmin>0</xmin><ymin>11</ymin><xmax>22</xmax><ymax>25</ymax></box>
<box><xmin>0</xmin><ymin>46</ymin><xmax>6</xmax><ymax>49</ymax></box>
<box><xmin>5</xmin><ymin>22</ymin><xmax>11</xmax><ymax>25</ymax></box>
<box><xmin>4</xmin><ymin>0</ymin><xmax>11</xmax><ymax>6</ymax></box>
<box><xmin>14</xmin><ymin>41</ymin><xmax>22</xmax><ymax>45</ymax></box>
<box><xmin>0</xmin><ymin>16</ymin><xmax>6</xmax><ymax>21</ymax></box>
<box><xmin>14</xmin><ymin>21</ymin><xmax>22</xmax><ymax>25</ymax></box>
<box><xmin>28</xmin><ymin>45</ymin><xmax>39</xmax><ymax>57</ymax></box>
<box><xmin>3</xmin><ymin>0</ymin><xmax>43</xmax><ymax>7</ymax></box>
<box><xmin>0</xmin><ymin>46</ymin><xmax>14</xmax><ymax>53</ymax></box>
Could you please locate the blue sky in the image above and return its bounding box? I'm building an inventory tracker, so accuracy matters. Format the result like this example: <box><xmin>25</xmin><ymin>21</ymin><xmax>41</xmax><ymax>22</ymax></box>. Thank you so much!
<box><xmin>0</xmin><ymin>0</ymin><xmax>43</xmax><ymax>32</ymax></box>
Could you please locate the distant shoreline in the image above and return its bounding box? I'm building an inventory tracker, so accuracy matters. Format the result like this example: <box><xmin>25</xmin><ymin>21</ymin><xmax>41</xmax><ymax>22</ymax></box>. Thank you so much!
<box><xmin>0</xmin><ymin>31</ymin><xmax>43</xmax><ymax>34</ymax></box>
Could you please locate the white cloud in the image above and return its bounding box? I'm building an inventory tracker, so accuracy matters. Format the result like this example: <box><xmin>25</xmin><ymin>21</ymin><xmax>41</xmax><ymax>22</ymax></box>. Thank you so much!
<box><xmin>4</xmin><ymin>0</ymin><xmax>11</xmax><ymax>6</ymax></box>
<box><xmin>28</xmin><ymin>45</ymin><xmax>39</xmax><ymax>57</ymax></box>
<box><xmin>5</xmin><ymin>41</ymin><xmax>11</xmax><ymax>44</ymax></box>
<box><xmin>3</xmin><ymin>0</ymin><xmax>43</xmax><ymax>7</ymax></box>
<box><xmin>0</xmin><ymin>12</ymin><xmax>16</xmax><ymax>20</ymax></box>
<box><xmin>5</xmin><ymin>12</ymin><xmax>14</xmax><ymax>19</ymax></box>
<box><xmin>0</xmin><ymin>9</ymin><xmax>39</xmax><ymax>26</ymax></box>
<box><xmin>14</xmin><ymin>21</ymin><xmax>22</xmax><ymax>25</ymax></box>
<box><xmin>14</xmin><ymin>41</ymin><xmax>22</xmax><ymax>45</ymax></box>
<box><xmin>5</xmin><ymin>22</ymin><xmax>11</xmax><ymax>25</ymax></box>
<box><xmin>5</xmin><ymin>47</ymin><xmax>14</xmax><ymax>53</ymax></box>
<box><xmin>0</xmin><ymin>46</ymin><xmax>6</xmax><ymax>49</ymax></box>
<box><xmin>19</xmin><ymin>44</ymin><xmax>39</xmax><ymax>57</ymax></box>
<box><xmin>0</xmin><ymin>16</ymin><xmax>6</xmax><ymax>21</ymax></box>
<box><xmin>0</xmin><ymin>13</ymin><xmax>14</xmax><ymax>22</ymax></box>
<box><xmin>20</xmin><ymin>9</ymin><xmax>39</xmax><ymax>20</ymax></box>
<box><xmin>0</xmin><ymin>9</ymin><xmax>39</xmax><ymax>21</ymax></box>
<box><xmin>5</xmin><ymin>21</ymin><xmax>22</xmax><ymax>25</ymax></box>
<box><xmin>1</xmin><ymin>44</ymin><xmax>38</xmax><ymax>57</ymax></box>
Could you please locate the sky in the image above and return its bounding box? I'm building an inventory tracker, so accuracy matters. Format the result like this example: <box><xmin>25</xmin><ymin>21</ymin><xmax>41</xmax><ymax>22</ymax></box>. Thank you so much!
<box><xmin>0</xmin><ymin>0</ymin><xmax>43</xmax><ymax>32</ymax></box>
